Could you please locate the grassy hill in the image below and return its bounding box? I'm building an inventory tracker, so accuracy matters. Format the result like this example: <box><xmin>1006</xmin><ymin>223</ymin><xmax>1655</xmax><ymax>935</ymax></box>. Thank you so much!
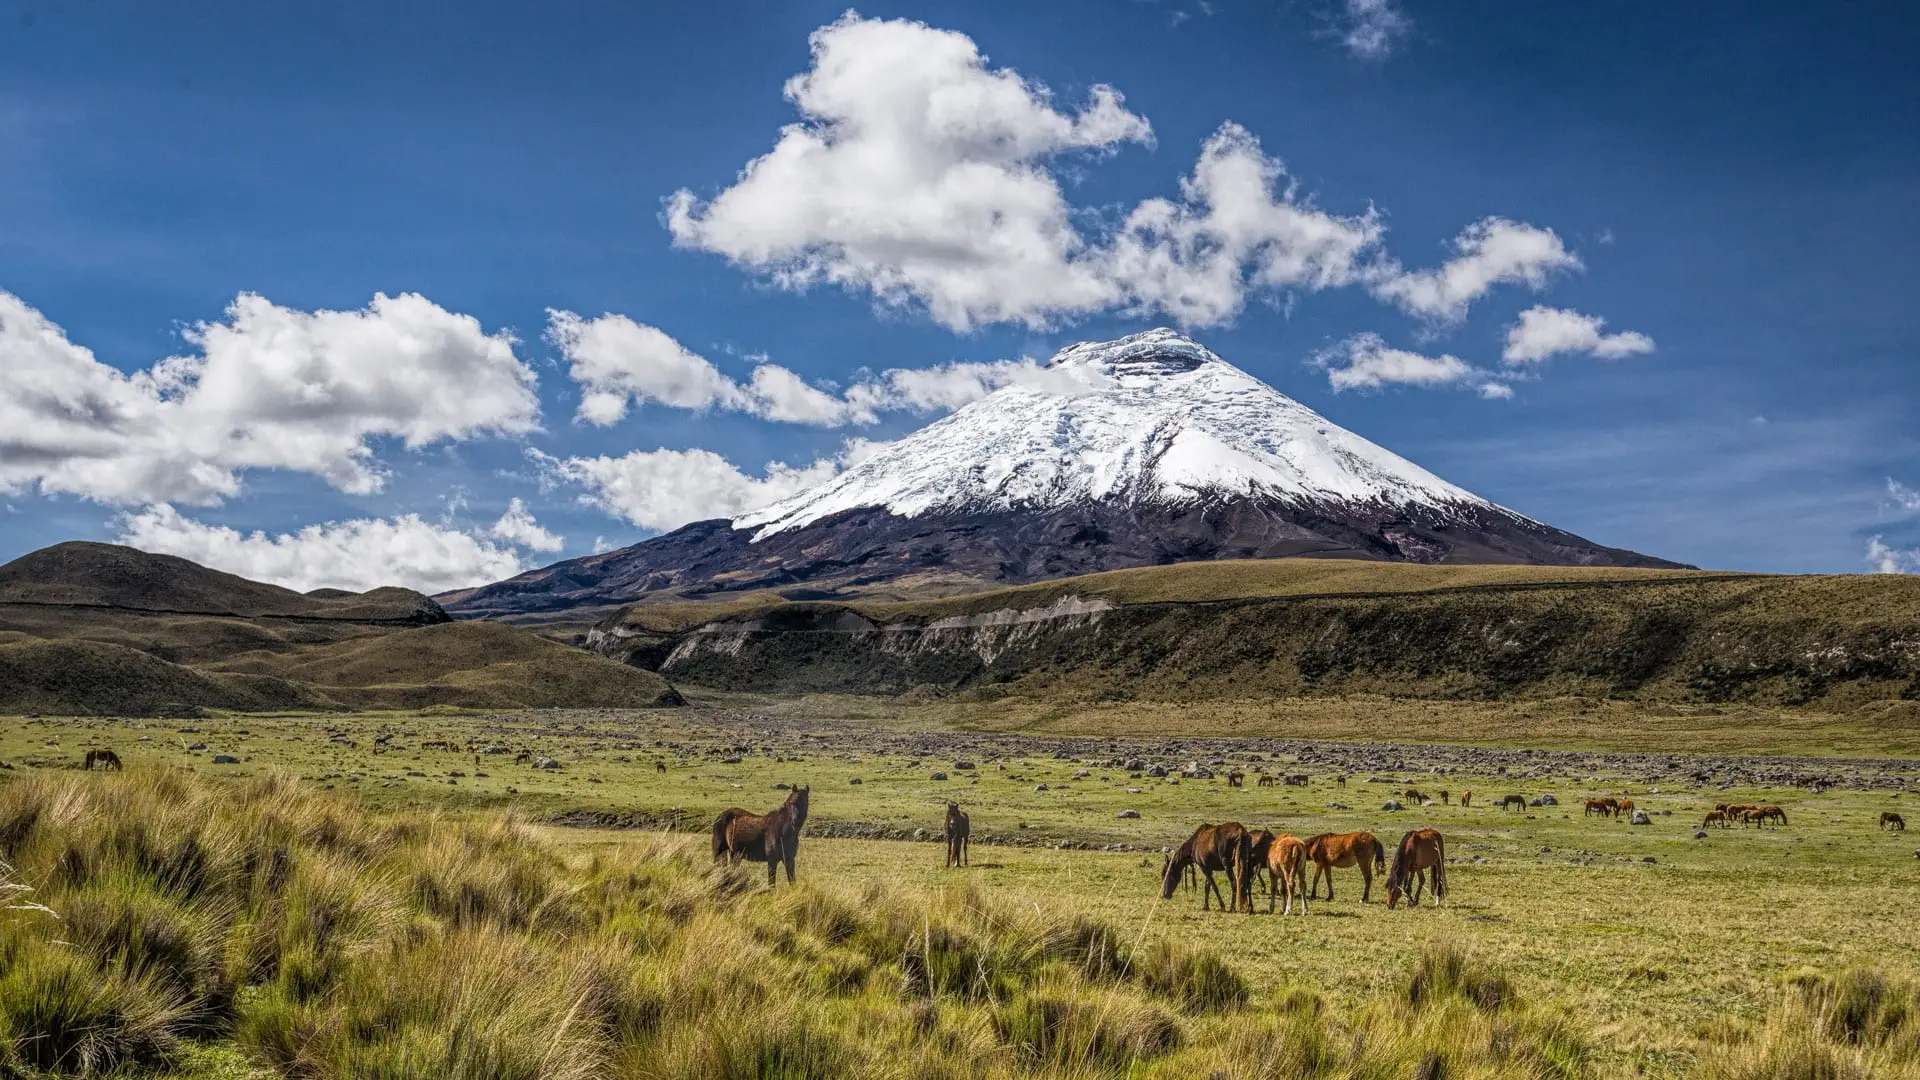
<box><xmin>608</xmin><ymin>558</ymin><xmax>1920</xmax><ymax>713</ymax></box>
<box><xmin>0</xmin><ymin>543</ymin><xmax>679</xmax><ymax>714</ymax></box>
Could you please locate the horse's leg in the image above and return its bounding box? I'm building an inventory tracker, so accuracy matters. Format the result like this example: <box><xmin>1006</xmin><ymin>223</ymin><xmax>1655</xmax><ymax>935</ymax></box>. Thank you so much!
<box><xmin>1360</xmin><ymin>864</ymin><xmax>1372</xmax><ymax>903</ymax></box>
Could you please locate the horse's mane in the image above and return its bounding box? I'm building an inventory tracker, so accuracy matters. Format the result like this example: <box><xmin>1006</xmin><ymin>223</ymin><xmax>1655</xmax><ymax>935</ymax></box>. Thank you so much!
<box><xmin>1389</xmin><ymin>832</ymin><xmax>1413</xmax><ymax>882</ymax></box>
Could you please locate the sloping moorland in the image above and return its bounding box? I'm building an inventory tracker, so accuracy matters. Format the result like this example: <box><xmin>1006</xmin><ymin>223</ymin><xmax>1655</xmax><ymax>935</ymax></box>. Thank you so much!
<box><xmin>0</xmin><ymin>543</ymin><xmax>677</xmax><ymax>715</ymax></box>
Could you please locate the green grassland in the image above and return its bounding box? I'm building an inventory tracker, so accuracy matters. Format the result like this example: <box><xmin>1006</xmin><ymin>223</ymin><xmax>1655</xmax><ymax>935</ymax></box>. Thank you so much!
<box><xmin>8</xmin><ymin>706</ymin><xmax>1917</xmax><ymax>1077</ymax></box>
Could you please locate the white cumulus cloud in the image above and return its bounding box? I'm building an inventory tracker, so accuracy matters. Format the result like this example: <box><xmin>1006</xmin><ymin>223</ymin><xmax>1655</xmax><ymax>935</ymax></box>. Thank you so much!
<box><xmin>489</xmin><ymin>497</ymin><xmax>565</xmax><ymax>553</ymax></box>
<box><xmin>666</xmin><ymin>12</ymin><xmax>1148</xmax><ymax>332</ymax></box>
<box><xmin>116</xmin><ymin>503</ymin><xmax>541</xmax><ymax>594</ymax></box>
<box><xmin>534</xmin><ymin>440</ymin><xmax>888</xmax><ymax>532</ymax></box>
<box><xmin>1371</xmin><ymin>218</ymin><xmax>1581</xmax><ymax>323</ymax></box>
<box><xmin>1886</xmin><ymin>477</ymin><xmax>1920</xmax><ymax>513</ymax></box>
<box><xmin>1866</xmin><ymin>536</ymin><xmax>1920</xmax><ymax>575</ymax></box>
<box><xmin>0</xmin><ymin>289</ymin><xmax>539</xmax><ymax>506</ymax></box>
<box><xmin>1100</xmin><ymin>123</ymin><xmax>1384</xmax><ymax>327</ymax></box>
<box><xmin>1502</xmin><ymin>306</ymin><xmax>1655</xmax><ymax>364</ymax></box>
<box><xmin>1313</xmin><ymin>333</ymin><xmax>1503</xmax><ymax>395</ymax></box>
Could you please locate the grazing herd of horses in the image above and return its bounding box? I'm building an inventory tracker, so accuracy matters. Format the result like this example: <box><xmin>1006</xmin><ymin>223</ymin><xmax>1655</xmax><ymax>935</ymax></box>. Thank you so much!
<box><xmin>1701</xmin><ymin>803</ymin><xmax>1788</xmax><ymax>828</ymax></box>
<box><xmin>1158</xmin><ymin>823</ymin><xmax>1446</xmax><ymax>914</ymax></box>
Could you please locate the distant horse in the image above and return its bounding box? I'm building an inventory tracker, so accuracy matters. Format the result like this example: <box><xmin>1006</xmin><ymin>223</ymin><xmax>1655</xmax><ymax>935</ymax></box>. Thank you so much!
<box><xmin>656</xmin><ymin>760</ymin><xmax>667</xmax><ymax>774</ymax></box>
<box><xmin>1703</xmin><ymin>810</ymin><xmax>1730</xmax><ymax>828</ymax></box>
<box><xmin>1756</xmin><ymin>806</ymin><xmax>1787</xmax><ymax>826</ymax></box>
<box><xmin>1162</xmin><ymin>822</ymin><xmax>1255</xmax><ymax>913</ymax></box>
<box><xmin>1385</xmin><ymin>828</ymin><xmax>1446</xmax><ymax>909</ymax></box>
<box><xmin>944</xmin><ymin>801</ymin><xmax>970</xmax><ymax>868</ymax></box>
<box><xmin>1438</xmin><ymin>790</ymin><xmax>1450</xmax><ymax>806</ymax></box>
<box><xmin>83</xmin><ymin>748</ymin><xmax>122</xmax><ymax>771</ymax></box>
<box><xmin>514</xmin><ymin>751</ymin><xmax>532</xmax><ymax>766</ymax></box>
<box><xmin>1498</xmin><ymin>795</ymin><xmax>1527</xmax><ymax>811</ymax></box>
<box><xmin>1335</xmin><ymin>775</ymin><xmax>1348</xmax><ymax>787</ymax></box>
<box><xmin>1459</xmin><ymin>791</ymin><xmax>1472</xmax><ymax>808</ymax></box>
<box><xmin>1882</xmin><ymin>812</ymin><xmax>1906</xmax><ymax>831</ymax></box>
<box><xmin>712</xmin><ymin>786</ymin><xmax>811</xmax><ymax>887</ymax></box>
<box><xmin>1285</xmin><ymin>774</ymin><xmax>1310</xmax><ymax>787</ymax></box>
<box><xmin>1305</xmin><ymin>831</ymin><xmax>1386</xmax><ymax>903</ymax></box>
<box><xmin>1403</xmin><ymin>788</ymin><xmax>1428</xmax><ymax>804</ymax></box>
<box><xmin>1257</xmin><ymin>774</ymin><xmax>1277</xmax><ymax>787</ymax></box>
<box><xmin>1263</xmin><ymin>833</ymin><xmax>1309</xmax><ymax>915</ymax></box>
<box><xmin>1617</xmin><ymin>799</ymin><xmax>1636</xmax><ymax>819</ymax></box>
<box><xmin>1226</xmin><ymin>770</ymin><xmax>1245</xmax><ymax>788</ymax></box>
<box><xmin>1739</xmin><ymin>809</ymin><xmax>1766</xmax><ymax>828</ymax></box>
<box><xmin>1583</xmin><ymin>799</ymin><xmax>1616</xmax><ymax>818</ymax></box>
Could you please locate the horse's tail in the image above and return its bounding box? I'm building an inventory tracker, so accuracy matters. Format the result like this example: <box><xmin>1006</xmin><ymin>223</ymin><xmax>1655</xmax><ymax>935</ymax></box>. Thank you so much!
<box><xmin>1433</xmin><ymin>833</ymin><xmax>1447</xmax><ymax>900</ymax></box>
<box><xmin>1373</xmin><ymin>835</ymin><xmax>1387</xmax><ymax>873</ymax></box>
<box><xmin>711</xmin><ymin>810</ymin><xmax>738</xmax><ymax>860</ymax></box>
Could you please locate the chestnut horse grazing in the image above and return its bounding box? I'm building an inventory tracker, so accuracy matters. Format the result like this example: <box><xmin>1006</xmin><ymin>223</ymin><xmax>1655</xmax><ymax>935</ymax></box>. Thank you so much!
<box><xmin>1305</xmin><ymin>831</ymin><xmax>1386</xmax><ymax>903</ymax></box>
<box><xmin>1459</xmin><ymin>791</ymin><xmax>1472</xmax><ymax>808</ymax></box>
<box><xmin>1617</xmin><ymin>799</ymin><xmax>1636</xmax><ymax>819</ymax></box>
<box><xmin>83</xmin><ymin>748</ymin><xmax>123</xmax><ymax>771</ymax></box>
<box><xmin>944</xmin><ymin>802</ymin><xmax>970</xmax><ymax>868</ymax></box>
<box><xmin>1757</xmin><ymin>806</ymin><xmax>1787</xmax><ymax>826</ymax></box>
<box><xmin>1385</xmin><ymin>828</ymin><xmax>1446</xmax><ymax>909</ymax></box>
<box><xmin>1703</xmin><ymin>810</ymin><xmax>1730</xmax><ymax>828</ymax></box>
<box><xmin>1584</xmin><ymin>799</ymin><xmax>1616</xmax><ymax>818</ymax></box>
<box><xmin>1882</xmin><ymin>812</ymin><xmax>1907</xmax><ymax>831</ymax></box>
<box><xmin>1264</xmin><ymin>834</ymin><xmax>1309</xmax><ymax>915</ymax></box>
<box><xmin>1162</xmin><ymin>822</ymin><xmax>1254</xmax><ymax>913</ymax></box>
<box><xmin>712</xmin><ymin>785</ymin><xmax>810</xmax><ymax>886</ymax></box>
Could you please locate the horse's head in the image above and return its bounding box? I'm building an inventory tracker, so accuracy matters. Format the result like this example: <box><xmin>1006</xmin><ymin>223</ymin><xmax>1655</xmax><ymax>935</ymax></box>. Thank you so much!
<box><xmin>947</xmin><ymin>801</ymin><xmax>959</xmax><ymax>814</ymax></box>
<box><xmin>790</xmin><ymin>785</ymin><xmax>810</xmax><ymax>824</ymax></box>
<box><xmin>1384</xmin><ymin>872</ymin><xmax>1405</xmax><ymax>909</ymax></box>
<box><xmin>1160</xmin><ymin>852</ymin><xmax>1184</xmax><ymax>900</ymax></box>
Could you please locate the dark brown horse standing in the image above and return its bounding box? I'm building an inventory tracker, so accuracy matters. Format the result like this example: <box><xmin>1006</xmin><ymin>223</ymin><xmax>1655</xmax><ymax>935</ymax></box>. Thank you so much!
<box><xmin>1385</xmin><ymin>828</ymin><xmax>1447</xmax><ymax>909</ymax></box>
<box><xmin>1883</xmin><ymin>812</ymin><xmax>1907</xmax><ymax>832</ymax></box>
<box><xmin>944</xmin><ymin>801</ymin><xmax>970</xmax><ymax>867</ymax></box>
<box><xmin>1162</xmin><ymin>822</ymin><xmax>1254</xmax><ymax>913</ymax></box>
<box><xmin>712</xmin><ymin>786</ymin><xmax>810</xmax><ymax>886</ymax></box>
<box><xmin>83</xmin><ymin>748</ymin><xmax>123</xmax><ymax>771</ymax></box>
<box><xmin>1305</xmin><ymin>831</ymin><xmax>1386</xmax><ymax>903</ymax></box>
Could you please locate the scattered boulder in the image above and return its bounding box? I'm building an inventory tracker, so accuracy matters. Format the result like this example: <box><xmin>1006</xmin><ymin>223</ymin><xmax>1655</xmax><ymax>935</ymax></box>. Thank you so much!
<box><xmin>211</xmin><ymin>754</ymin><xmax>240</xmax><ymax>765</ymax></box>
<box><xmin>849</xmin><ymin>777</ymin><xmax>863</xmax><ymax>785</ymax></box>
<box><xmin>1539</xmin><ymin>795</ymin><xmax>1559</xmax><ymax>806</ymax></box>
<box><xmin>534</xmin><ymin>757</ymin><xmax>562</xmax><ymax>770</ymax></box>
<box><xmin>1694</xmin><ymin>831</ymin><xmax>1709</xmax><ymax>840</ymax></box>
<box><xmin>953</xmin><ymin>761</ymin><xmax>975</xmax><ymax>770</ymax></box>
<box><xmin>1034</xmin><ymin>784</ymin><xmax>1050</xmax><ymax>792</ymax></box>
<box><xmin>1630</xmin><ymin>810</ymin><xmax>1652</xmax><ymax>825</ymax></box>
<box><xmin>930</xmin><ymin>771</ymin><xmax>949</xmax><ymax>781</ymax></box>
<box><xmin>1147</xmin><ymin>765</ymin><xmax>1169</xmax><ymax>778</ymax></box>
<box><xmin>1117</xmin><ymin>809</ymin><xmax>1140</xmax><ymax>819</ymax></box>
<box><xmin>1382</xmin><ymin>800</ymin><xmax>1405</xmax><ymax>812</ymax></box>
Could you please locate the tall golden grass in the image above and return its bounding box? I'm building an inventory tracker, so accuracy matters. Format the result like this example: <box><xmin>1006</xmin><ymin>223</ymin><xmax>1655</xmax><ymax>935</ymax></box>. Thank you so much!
<box><xmin>0</xmin><ymin>768</ymin><xmax>1913</xmax><ymax>1079</ymax></box>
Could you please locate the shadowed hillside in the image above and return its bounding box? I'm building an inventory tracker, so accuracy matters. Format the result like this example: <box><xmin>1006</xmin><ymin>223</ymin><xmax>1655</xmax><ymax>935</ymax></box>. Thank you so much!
<box><xmin>0</xmin><ymin>544</ymin><xmax>679</xmax><ymax>714</ymax></box>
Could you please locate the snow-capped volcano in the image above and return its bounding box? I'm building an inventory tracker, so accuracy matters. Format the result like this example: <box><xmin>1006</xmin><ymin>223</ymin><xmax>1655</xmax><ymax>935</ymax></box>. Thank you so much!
<box><xmin>737</xmin><ymin>329</ymin><xmax>1502</xmax><ymax>539</ymax></box>
<box><xmin>444</xmin><ymin>330</ymin><xmax>1679</xmax><ymax>619</ymax></box>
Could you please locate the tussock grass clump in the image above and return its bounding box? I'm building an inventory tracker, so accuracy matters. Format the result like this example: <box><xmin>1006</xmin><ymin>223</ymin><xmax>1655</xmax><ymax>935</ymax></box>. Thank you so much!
<box><xmin>1700</xmin><ymin>970</ymin><xmax>1920</xmax><ymax>1080</ymax></box>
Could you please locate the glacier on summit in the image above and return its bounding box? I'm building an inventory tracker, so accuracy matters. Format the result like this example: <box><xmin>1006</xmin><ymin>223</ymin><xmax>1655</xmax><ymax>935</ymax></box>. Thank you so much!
<box><xmin>736</xmin><ymin>329</ymin><xmax>1511</xmax><ymax>540</ymax></box>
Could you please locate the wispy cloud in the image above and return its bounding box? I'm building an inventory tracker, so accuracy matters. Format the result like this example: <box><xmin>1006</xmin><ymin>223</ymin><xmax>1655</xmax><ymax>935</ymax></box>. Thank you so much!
<box><xmin>1335</xmin><ymin>0</ymin><xmax>1411</xmax><ymax>60</ymax></box>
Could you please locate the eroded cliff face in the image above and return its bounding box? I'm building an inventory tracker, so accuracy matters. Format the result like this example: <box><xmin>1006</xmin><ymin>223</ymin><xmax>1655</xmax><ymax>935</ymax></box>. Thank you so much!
<box><xmin>589</xmin><ymin>577</ymin><xmax>1920</xmax><ymax>708</ymax></box>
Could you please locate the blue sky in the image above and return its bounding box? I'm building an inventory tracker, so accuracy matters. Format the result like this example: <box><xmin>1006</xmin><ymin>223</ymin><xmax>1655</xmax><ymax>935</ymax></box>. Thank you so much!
<box><xmin>2</xmin><ymin>0</ymin><xmax>1916</xmax><ymax>589</ymax></box>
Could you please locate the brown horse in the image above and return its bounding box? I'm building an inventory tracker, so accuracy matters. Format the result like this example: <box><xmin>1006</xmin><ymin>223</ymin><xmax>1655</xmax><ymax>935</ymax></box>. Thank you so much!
<box><xmin>1257</xmin><ymin>774</ymin><xmax>1276</xmax><ymax>787</ymax></box>
<box><xmin>1499</xmin><ymin>795</ymin><xmax>1527</xmax><ymax>811</ymax></box>
<box><xmin>1385</xmin><ymin>828</ymin><xmax>1446</xmax><ymax>909</ymax></box>
<box><xmin>712</xmin><ymin>786</ymin><xmax>810</xmax><ymax>886</ymax></box>
<box><xmin>1703</xmin><ymin>809</ymin><xmax>1730</xmax><ymax>828</ymax></box>
<box><xmin>1617</xmin><ymin>799</ymin><xmax>1636</xmax><ymax>818</ymax></box>
<box><xmin>83</xmin><ymin>748</ymin><xmax>123</xmax><ymax>771</ymax></box>
<box><xmin>1226</xmin><ymin>770</ymin><xmax>1245</xmax><ymax>788</ymax></box>
<box><xmin>1162</xmin><ymin>822</ymin><xmax>1254</xmax><ymax>913</ymax></box>
<box><xmin>1263</xmin><ymin>833</ymin><xmax>1309</xmax><ymax>915</ymax></box>
<box><xmin>1882</xmin><ymin>812</ymin><xmax>1907</xmax><ymax>831</ymax></box>
<box><xmin>1438</xmin><ymin>790</ymin><xmax>1450</xmax><ymax>806</ymax></box>
<box><xmin>1459</xmin><ymin>791</ymin><xmax>1472</xmax><ymax>808</ymax></box>
<box><xmin>944</xmin><ymin>801</ymin><xmax>970</xmax><ymax>868</ymax></box>
<box><xmin>1583</xmin><ymin>798</ymin><xmax>1616</xmax><ymax>818</ymax></box>
<box><xmin>1403</xmin><ymin>788</ymin><xmax>1429</xmax><ymax>805</ymax></box>
<box><xmin>1756</xmin><ymin>806</ymin><xmax>1787</xmax><ymax>826</ymax></box>
<box><xmin>1305</xmin><ymin>831</ymin><xmax>1386</xmax><ymax>903</ymax></box>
